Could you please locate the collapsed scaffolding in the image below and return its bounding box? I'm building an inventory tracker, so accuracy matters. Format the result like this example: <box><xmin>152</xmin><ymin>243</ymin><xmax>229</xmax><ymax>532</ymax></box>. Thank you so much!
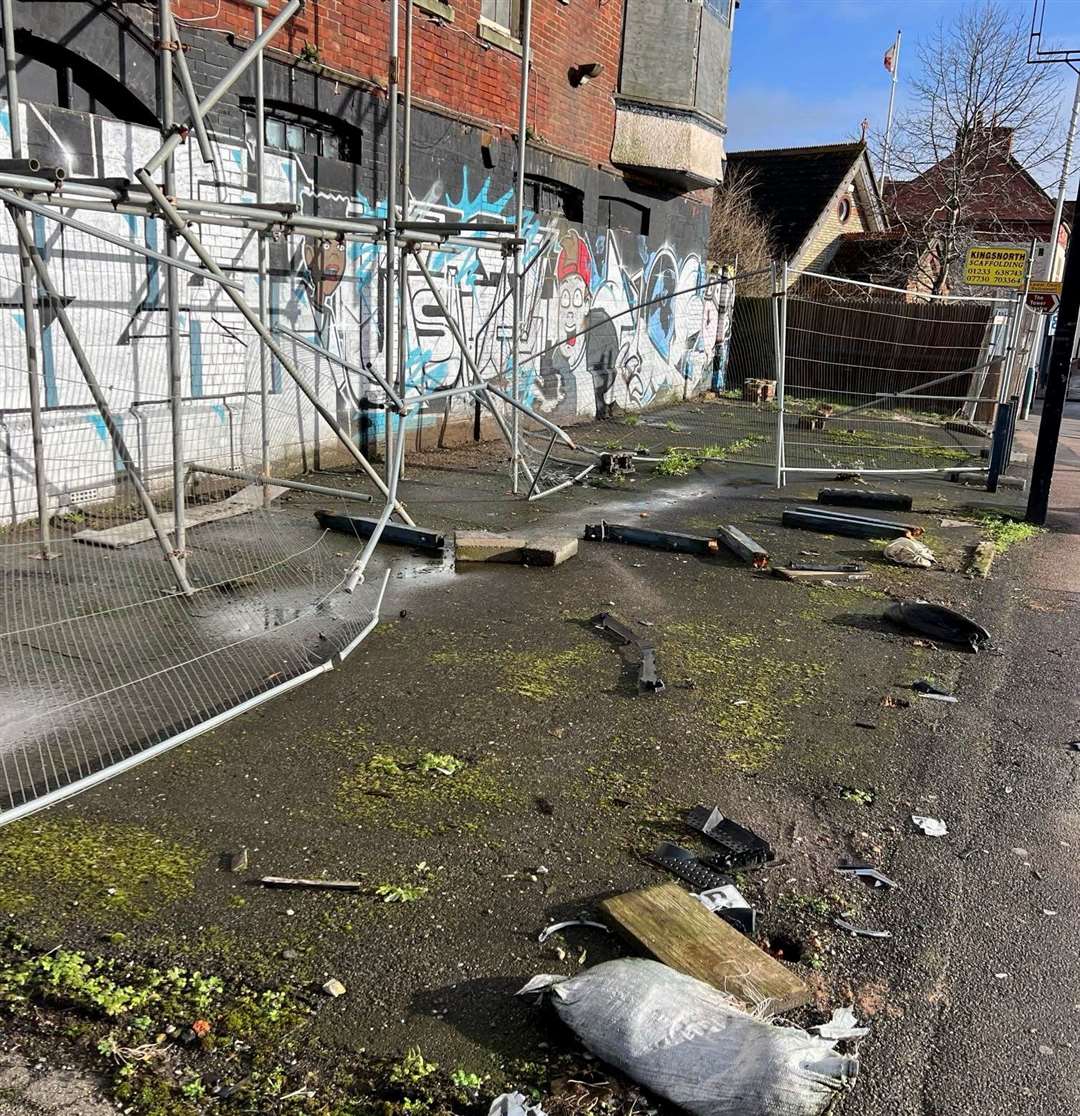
<box><xmin>0</xmin><ymin>0</ymin><xmax>615</xmax><ymax>823</ymax></box>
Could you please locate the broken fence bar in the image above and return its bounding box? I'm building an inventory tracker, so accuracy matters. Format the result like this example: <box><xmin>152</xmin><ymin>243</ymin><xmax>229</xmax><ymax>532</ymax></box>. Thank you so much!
<box><xmin>791</xmin><ymin>506</ymin><xmax>923</xmax><ymax>534</ymax></box>
<box><xmin>260</xmin><ymin>877</ymin><xmax>365</xmax><ymax>892</ymax></box>
<box><xmin>585</xmin><ymin>521</ymin><xmax>720</xmax><ymax>557</ymax></box>
<box><xmin>593</xmin><ymin>612</ymin><xmax>665</xmax><ymax>694</ymax></box>
<box><xmin>817</xmin><ymin>488</ymin><xmax>913</xmax><ymax>512</ymax></box>
<box><xmin>715</xmin><ymin>525</ymin><xmax>769</xmax><ymax>569</ymax></box>
<box><xmin>189</xmin><ymin>464</ymin><xmax>374</xmax><ymax>503</ymax></box>
<box><xmin>315</xmin><ymin>510</ymin><xmax>444</xmax><ymax>552</ymax></box>
<box><xmin>782</xmin><ymin>508</ymin><xmax>918</xmax><ymax>540</ymax></box>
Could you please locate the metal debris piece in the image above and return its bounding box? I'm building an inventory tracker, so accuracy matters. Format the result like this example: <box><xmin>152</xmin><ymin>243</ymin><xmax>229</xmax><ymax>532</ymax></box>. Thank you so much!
<box><xmin>593</xmin><ymin>612</ymin><xmax>665</xmax><ymax>694</ymax></box>
<box><xmin>813</xmin><ymin>1006</ymin><xmax>871</xmax><ymax>1041</ymax></box>
<box><xmin>715</xmin><ymin>525</ymin><xmax>769</xmax><ymax>569</ymax></box>
<box><xmin>487</xmin><ymin>1094</ymin><xmax>547</xmax><ymax>1116</ymax></box>
<box><xmin>785</xmin><ymin>506</ymin><xmax>922</xmax><ymax>540</ymax></box>
<box><xmin>886</xmin><ymin>601</ymin><xmax>991</xmax><ymax>652</ymax></box>
<box><xmin>772</xmin><ymin>561</ymin><xmax>870</xmax><ymax>582</ymax></box>
<box><xmin>222</xmin><ymin>848</ymin><xmax>248</xmax><ymax>873</ymax></box>
<box><xmin>315</xmin><ymin>510</ymin><xmax>445</xmax><ymax>553</ymax></box>
<box><xmin>686</xmin><ymin>804</ymin><xmax>773</xmax><ymax>869</ymax></box>
<box><xmin>912</xmin><ymin>815</ymin><xmax>948</xmax><ymax>837</ymax></box>
<box><xmin>833</xmin><ymin>917</ymin><xmax>892</xmax><ymax>940</ymax></box>
<box><xmin>585</xmin><ymin>520</ymin><xmax>720</xmax><ymax>557</ymax></box>
<box><xmin>260</xmin><ymin>877</ymin><xmax>365</xmax><ymax>892</ymax></box>
<box><xmin>647</xmin><ymin>841</ymin><xmax>734</xmax><ymax>893</ymax></box>
<box><xmin>599</xmin><ymin>451</ymin><xmax>636</xmax><ymax>475</ymax></box>
<box><xmin>835</xmin><ymin>864</ymin><xmax>899</xmax><ymax>889</ymax></box>
<box><xmin>818</xmin><ymin>488</ymin><xmax>913</xmax><ymax>512</ymax></box>
<box><xmin>537</xmin><ymin>919</ymin><xmax>611</xmax><ymax>945</ymax></box>
<box><xmin>912</xmin><ymin>678</ymin><xmax>952</xmax><ymax>696</ymax></box>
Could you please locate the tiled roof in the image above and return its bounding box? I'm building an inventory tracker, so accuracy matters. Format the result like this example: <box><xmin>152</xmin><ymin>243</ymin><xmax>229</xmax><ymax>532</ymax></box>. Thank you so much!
<box><xmin>725</xmin><ymin>142</ymin><xmax>866</xmax><ymax>260</ymax></box>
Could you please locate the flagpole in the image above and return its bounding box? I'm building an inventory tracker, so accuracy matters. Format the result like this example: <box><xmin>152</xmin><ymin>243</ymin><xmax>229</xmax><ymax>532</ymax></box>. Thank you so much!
<box><xmin>880</xmin><ymin>29</ymin><xmax>901</xmax><ymax>184</ymax></box>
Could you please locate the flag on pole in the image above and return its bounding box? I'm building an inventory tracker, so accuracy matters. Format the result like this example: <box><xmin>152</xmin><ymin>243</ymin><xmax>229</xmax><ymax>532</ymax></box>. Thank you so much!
<box><xmin>884</xmin><ymin>42</ymin><xmax>897</xmax><ymax>73</ymax></box>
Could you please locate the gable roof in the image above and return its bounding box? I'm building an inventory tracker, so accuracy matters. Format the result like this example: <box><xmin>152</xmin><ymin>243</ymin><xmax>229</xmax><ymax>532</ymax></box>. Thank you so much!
<box><xmin>725</xmin><ymin>142</ymin><xmax>870</xmax><ymax>260</ymax></box>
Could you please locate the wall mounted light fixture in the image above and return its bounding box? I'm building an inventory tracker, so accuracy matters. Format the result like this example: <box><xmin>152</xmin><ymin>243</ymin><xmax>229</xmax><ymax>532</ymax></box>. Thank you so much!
<box><xmin>569</xmin><ymin>62</ymin><xmax>604</xmax><ymax>87</ymax></box>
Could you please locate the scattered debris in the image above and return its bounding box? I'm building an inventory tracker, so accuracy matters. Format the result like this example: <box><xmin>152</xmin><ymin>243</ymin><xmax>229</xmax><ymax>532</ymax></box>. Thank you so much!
<box><xmin>966</xmin><ymin>540</ymin><xmax>996</xmax><ymax>579</ymax></box>
<box><xmin>715</xmin><ymin>525</ymin><xmax>769</xmax><ymax>569</ymax></box>
<box><xmin>1068</xmin><ymin>742</ymin><xmax>1080</xmax><ymax>752</ymax></box>
<box><xmin>940</xmin><ymin>517</ymin><xmax>975</xmax><ymax>528</ymax></box>
<box><xmin>833</xmin><ymin>918</ymin><xmax>892</xmax><ymax>940</ymax></box>
<box><xmin>817</xmin><ymin>488</ymin><xmax>913</xmax><ymax>512</ymax></box>
<box><xmin>599</xmin><ymin>451</ymin><xmax>636</xmax><ymax>476</ymax></box>
<box><xmin>260</xmin><ymin>877</ymin><xmax>365</xmax><ymax>892</ymax></box>
<box><xmin>538</xmin><ymin>919</ymin><xmax>610</xmax><ymax>945</ymax></box>
<box><xmin>885</xmin><ymin>601</ymin><xmax>991</xmax><ymax>652</ymax></box>
<box><xmin>772</xmin><ymin>562</ymin><xmax>869</xmax><ymax>582</ymax></box>
<box><xmin>519</xmin><ymin>960</ymin><xmax>851</xmax><ymax>1115</ymax></box>
<box><xmin>912</xmin><ymin>815</ymin><xmax>948</xmax><ymax>837</ymax></box>
<box><xmin>813</xmin><ymin>1007</ymin><xmax>871</xmax><ymax>1041</ymax></box>
<box><xmin>585</xmin><ymin>520</ymin><xmax>721</xmax><ymax>557</ymax></box>
<box><xmin>316</xmin><ymin>510</ymin><xmax>445</xmax><ymax>553</ymax></box>
<box><xmin>912</xmin><ymin>678</ymin><xmax>958</xmax><ymax>703</ymax></box>
<box><xmin>686</xmin><ymin>804</ymin><xmax>773</xmax><ymax>869</ymax></box>
<box><xmin>881</xmin><ymin>694</ymin><xmax>910</xmax><ymax>709</ymax></box>
<box><xmin>599</xmin><ymin>885</ymin><xmax>810</xmax><ymax>1011</ymax></box>
<box><xmin>454</xmin><ymin>531</ymin><xmax>528</xmax><ymax>564</ymax></box>
<box><xmin>647</xmin><ymin>842</ymin><xmax>734</xmax><ymax>893</ymax></box>
<box><xmin>883</xmin><ymin>537</ymin><xmax>935</xmax><ymax>568</ymax></box>
<box><xmin>592</xmin><ymin>612</ymin><xmax>665</xmax><ymax>693</ymax></box>
<box><xmin>221</xmin><ymin>849</ymin><xmax>248</xmax><ymax>873</ymax></box>
<box><xmin>695</xmin><ymin>883</ymin><xmax>756</xmax><ymax>936</ymax></box>
<box><xmin>783</xmin><ymin>507</ymin><xmax>920</xmax><ymax>541</ymax></box>
<box><xmin>835</xmin><ymin>864</ymin><xmax>898</xmax><ymax>890</ymax></box>
<box><xmin>487</xmin><ymin>1093</ymin><xmax>548</xmax><ymax>1116</ymax></box>
<box><xmin>321</xmin><ymin>978</ymin><xmax>346</xmax><ymax>998</ymax></box>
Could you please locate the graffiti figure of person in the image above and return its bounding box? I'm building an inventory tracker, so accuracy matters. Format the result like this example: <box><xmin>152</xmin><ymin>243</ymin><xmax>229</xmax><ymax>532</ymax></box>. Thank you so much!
<box><xmin>538</xmin><ymin>231</ymin><xmax>591</xmax><ymax>415</ymax></box>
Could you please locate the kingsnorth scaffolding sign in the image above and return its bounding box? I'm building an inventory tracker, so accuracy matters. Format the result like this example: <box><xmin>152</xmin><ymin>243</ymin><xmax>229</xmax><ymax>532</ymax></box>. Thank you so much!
<box><xmin>963</xmin><ymin>245</ymin><xmax>1028</xmax><ymax>289</ymax></box>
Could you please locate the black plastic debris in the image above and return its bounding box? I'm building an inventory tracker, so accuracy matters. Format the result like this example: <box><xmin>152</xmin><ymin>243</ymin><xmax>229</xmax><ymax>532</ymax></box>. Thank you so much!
<box><xmin>647</xmin><ymin>841</ymin><xmax>734</xmax><ymax>893</ymax></box>
<box><xmin>315</xmin><ymin>510</ymin><xmax>445</xmax><ymax>553</ymax></box>
<box><xmin>886</xmin><ymin>601</ymin><xmax>991</xmax><ymax>652</ymax></box>
<box><xmin>593</xmin><ymin>612</ymin><xmax>665</xmax><ymax>694</ymax></box>
<box><xmin>833</xmin><ymin>917</ymin><xmax>892</xmax><ymax>940</ymax></box>
<box><xmin>686</xmin><ymin>805</ymin><xmax>773</xmax><ymax>869</ymax></box>
<box><xmin>835</xmin><ymin>863</ymin><xmax>898</xmax><ymax>890</ymax></box>
<box><xmin>817</xmin><ymin>488</ymin><xmax>913</xmax><ymax>512</ymax></box>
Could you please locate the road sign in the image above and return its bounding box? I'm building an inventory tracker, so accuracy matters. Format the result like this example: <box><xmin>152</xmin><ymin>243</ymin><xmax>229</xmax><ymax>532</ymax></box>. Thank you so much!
<box><xmin>1027</xmin><ymin>291</ymin><xmax>1060</xmax><ymax>313</ymax></box>
<box><xmin>963</xmin><ymin>245</ymin><xmax>1028</xmax><ymax>288</ymax></box>
<box><xmin>1028</xmin><ymin>279</ymin><xmax>1063</xmax><ymax>295</ymax></box>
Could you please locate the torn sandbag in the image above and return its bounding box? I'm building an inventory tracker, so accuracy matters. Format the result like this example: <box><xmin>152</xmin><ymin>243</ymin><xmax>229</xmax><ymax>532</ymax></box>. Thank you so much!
<box><xmin>488</xmin><ymin>1094</ymin><xmax>547</xmax><ymax>1116</ymax></box>
<box><xmin>883</xmin><ymin>538</ymin><xmax>935</xmax><ymax>568</ymax></box>
<box><xmin>884</xmin><ymin>601</ymin><xmax>991</xmax><ymax>652</ymax></box>
<box><xmin>518</xmin><ymin>959</ymin><xmax>858</xmax><ymax>1116</ymax></box>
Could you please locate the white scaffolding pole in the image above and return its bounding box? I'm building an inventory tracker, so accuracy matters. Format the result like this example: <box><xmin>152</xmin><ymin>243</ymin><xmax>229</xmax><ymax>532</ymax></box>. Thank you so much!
<box><xmin>511</xmin><ymin>0</ymin><xmax>533</xmax><ymax>495</ymax></box>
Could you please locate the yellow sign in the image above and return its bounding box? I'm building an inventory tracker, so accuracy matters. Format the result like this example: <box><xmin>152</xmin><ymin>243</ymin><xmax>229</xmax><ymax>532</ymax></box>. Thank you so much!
<box><xmin>963</xmin><ymin>246</ymin><xmax>1027</xmax><ymax>289</ymax></box>
<box><xmin>1028</xmin><ymin>280</ymin><xmax>1062</xmax><ymax>295</ymax></box>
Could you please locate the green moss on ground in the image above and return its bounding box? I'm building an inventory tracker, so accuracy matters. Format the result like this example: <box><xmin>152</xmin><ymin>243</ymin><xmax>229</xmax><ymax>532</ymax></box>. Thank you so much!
<box><xmin>665</xmin><ymin>623</ymin><xmax>826</xmax><ymax>771</ymax></box>
<box><xmin>0</xmin><ymin>818</ymin><xmax>199</xmax><ymax>922</ymax></box>
<box><xmin>431</xmin><ymin>642</ymin><xmax>602</xmax><ymax>703</ymax></box>
<box><xmin>971</xmin><ymin>512</ymin><xmax>1045</xmax><ymax>553</ymax></box>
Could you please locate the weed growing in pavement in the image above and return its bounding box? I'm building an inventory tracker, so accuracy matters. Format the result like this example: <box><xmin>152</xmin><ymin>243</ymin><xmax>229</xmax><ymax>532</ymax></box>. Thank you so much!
<box><xmin>971</xmin><ymin>512</ymin><xmax>1045</xmax><ymax>553</ymax></box>
<box><xmin>655</xmin><ymin>448</ymin><xmax>699</xmax><ymax>477</ymax></box>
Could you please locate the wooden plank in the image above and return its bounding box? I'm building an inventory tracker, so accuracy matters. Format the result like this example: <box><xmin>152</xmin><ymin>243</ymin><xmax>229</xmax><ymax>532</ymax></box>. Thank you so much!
<box><xmin>74</xmin><ymin>484</ymin><xmax>286</xmax><ymax>549</ymax></box>
<box><xmin>599</xmin><ymin>882</ymin><xmax>809</xmax><ymax>1012</ymax></box>
<box><xmin>772</xmin><ymin>567</ymin><xmax>871</xmax><ymax>582</ymax></box>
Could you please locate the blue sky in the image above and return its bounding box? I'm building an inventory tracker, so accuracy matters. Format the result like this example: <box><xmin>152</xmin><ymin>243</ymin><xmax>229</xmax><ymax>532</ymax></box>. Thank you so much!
<box><xmin>726</xmin><ymin>0</ymin><xmax>1080</xmax><ymax>187</ymax></box>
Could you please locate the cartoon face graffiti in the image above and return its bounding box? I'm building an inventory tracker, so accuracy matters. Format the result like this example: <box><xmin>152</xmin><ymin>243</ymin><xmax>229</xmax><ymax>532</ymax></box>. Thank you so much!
<box><xmin>555</xmin><ymin>232</ymin><xmax>592</xmax><ymax>367</ymax></box>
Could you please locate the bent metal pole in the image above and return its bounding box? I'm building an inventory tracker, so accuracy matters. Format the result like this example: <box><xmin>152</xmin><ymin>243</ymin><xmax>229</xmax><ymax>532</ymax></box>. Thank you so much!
<box><xmin>9</xmin><ymin>205</ymin><xmax>195</xmax><ymax>595</ymax></box>
<box><xmin>135</xmin><ymin>170</ymin><xmax>415</xmax><ymax>525</ymax></box>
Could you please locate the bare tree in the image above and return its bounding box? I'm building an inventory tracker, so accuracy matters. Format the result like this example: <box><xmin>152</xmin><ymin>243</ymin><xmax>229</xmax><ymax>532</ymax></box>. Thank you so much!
<box><xmin>709</xmin><ymin>164</ymin><xmax>775</xmax><ymax>295</ymax></box>
<box><xmin>884</xmin><ymin>1</ymin><xmax>1063</xmax><ymax>293</ymax></box>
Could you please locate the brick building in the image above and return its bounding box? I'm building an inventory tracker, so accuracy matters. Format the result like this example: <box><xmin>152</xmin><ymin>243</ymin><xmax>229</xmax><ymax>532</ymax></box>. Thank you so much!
<box><xmin>0</xmin><ymin>0</ymin><xmax>736</xmax><ymax>518</ymax></box>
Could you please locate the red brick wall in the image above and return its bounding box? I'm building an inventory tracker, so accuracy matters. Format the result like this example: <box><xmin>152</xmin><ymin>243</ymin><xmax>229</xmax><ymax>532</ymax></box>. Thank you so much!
<box><xmin>174</xmin><ymin>0</ymin><xmax>623</xmax><ymax>167</ymax></box>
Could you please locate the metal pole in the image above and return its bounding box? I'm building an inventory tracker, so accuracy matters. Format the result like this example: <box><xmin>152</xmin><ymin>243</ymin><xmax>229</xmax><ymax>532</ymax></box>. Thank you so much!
<box><xmin>136</xmin><ymin>170</ymin><xmax>415</xmax><ymax>524</ymax></box>
<box><xmin>402</xmin><ymin>0</ymin><xmax>413</xmax><ymax>218</ymax></box>
<box><xmin>1001</xmin><ymin>243</ymin><xmax>1035</xmax><ymax>404</ymax></box>
<box><xmin>773</xmin><ymin>261</ymin><xmax>787</xmax><ymax>489</ymax></box>
<box><xmin>159</xmin><ymin>0</ymin><xmax>187</xmax><ymax>582</ymax></box>
<box><xmin>1046</xmin><ymin>66</ymin><xmax>1080</xmax><ymax>284</ymax></box>
<box><xmin>511</xmin><ymin>0</ymin><xmax>533</xmax><ymax>495</ymax></box>
<box><xmin>254</xmin><ymin>4</ymin><xmax>271</xmax><ymax>508</ymax></box>
<box><xmin>384</xmin><ymin>0</ymin><xmax>400</xmax><ymax>483</ymax></box>
<box><xmin>880</xmin><ymin>29</ymin><xmax>900</xmax><ymax>184</ymax></box>
<box><xmin>397</xmin><ymin>244</ymin><xmax>409</xmax><ymax>471</ymax></box>
<box><xmin>143</xmin><ymin>0</ymin><xmax>302</xmax><ymax>176</ymax></box>
<box><xmin>1028</xmin><ymin>172</ymin><xmax>1080</xmax><ymax>524</ymax></box>
<box><xmin>188</xmin><ymin>463</ymin><xmax>374</xmax><ymax>502</ymax></box>
<box><xmin>2</xmin><ymin>0</ymin><xmax>52</xmax><ymax>558</ymax></box>
<box><xmin>169</xmin><ymin>14</ymin><xmax>215</xmax><ymax>166</ymax></box>
<box><xmin>9</xmin><ymin>206</ymin><xmax>194</xmax><ymax>593</ymax></box>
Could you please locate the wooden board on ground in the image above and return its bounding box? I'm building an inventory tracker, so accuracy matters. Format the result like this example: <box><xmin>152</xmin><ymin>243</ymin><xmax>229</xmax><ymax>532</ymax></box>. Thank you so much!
<box><xmin>74</xmin><ymin>484</ymin><xmax>286</xmax><ymax>549</ymax></box>
<box><xmin>599</xmin><ymin>881</ymin><xmax>809</xmax><ymax>1012</ymax></box>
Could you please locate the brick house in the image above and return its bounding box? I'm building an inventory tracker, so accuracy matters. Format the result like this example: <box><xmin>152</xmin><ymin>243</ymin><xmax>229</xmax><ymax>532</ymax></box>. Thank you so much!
<box><xmin>0</xmin><ymin>0</ymin><xmax>736</xmax><ymax>519</ymax></box>
<box><xmin>722</xmin><ymin>142</ymin><xmax>885</xmax><ymax>285</ymax></box>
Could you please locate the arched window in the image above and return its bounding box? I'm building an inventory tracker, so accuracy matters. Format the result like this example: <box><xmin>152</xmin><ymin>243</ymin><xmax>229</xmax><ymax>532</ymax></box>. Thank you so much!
<box><xmin>13</xmin><ymin>30</ymin><xmax>158</xmax><ymax>127</ymax></box>
<box><xmin>241</xmin><ymin>98</ymin><xmax>363</xmax><ymax>164</ymax></box>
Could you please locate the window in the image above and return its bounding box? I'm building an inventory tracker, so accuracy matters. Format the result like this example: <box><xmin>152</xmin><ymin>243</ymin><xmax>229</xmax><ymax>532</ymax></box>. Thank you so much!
<box><xmin>481</xmin><ymin>0</ymin><xmax>521</xmax><ymax>35</ymax></box>
<box><xmin>525</xmin><ymin>175</ymin><xmax>584</xmax><ymax>223</ymax></box>
<box><xmin>245</xmin><ymin>99</ymin><xmax>363</xmax><ymax>163</ymax></box>
<box><xmin>13</xmin><ymin>30</ymin><xmax>158</xmax><ymax>127</ymax></box>
<box><xmin>600</xmin><ymin>196</ymin><xmax>651</xmax><ymax>237</ymax></box>
<box><xmin>837</xmin><ymin>196</ymin><xmax>852</xmax><ymax>223</ymax></box>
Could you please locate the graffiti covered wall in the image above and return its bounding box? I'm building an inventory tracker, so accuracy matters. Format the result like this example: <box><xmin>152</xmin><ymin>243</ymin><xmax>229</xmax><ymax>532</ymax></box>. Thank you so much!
<box><xmin>0</xmin><ymin>9</ymin><xmax>723</xmax><ymax>522</ymax></box>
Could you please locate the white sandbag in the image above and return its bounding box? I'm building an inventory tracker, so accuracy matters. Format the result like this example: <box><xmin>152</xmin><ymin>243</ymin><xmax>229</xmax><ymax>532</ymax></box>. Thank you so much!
<box><xmin>883</xmin><ymin>537</ymin><xmax>935</xmax><ymax>568</ymax></box>
<box><xmin>519</xmin><ymin>959</ymin><xmax>858</xmax><ymax>1116</ymax></box>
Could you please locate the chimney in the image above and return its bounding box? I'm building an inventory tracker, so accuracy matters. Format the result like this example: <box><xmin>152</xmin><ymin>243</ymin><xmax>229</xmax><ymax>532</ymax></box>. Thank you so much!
<box><xmin>956</xmin><ymin>120</ymin><xmax>1015</xmax><ymax>157</ymax></box>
